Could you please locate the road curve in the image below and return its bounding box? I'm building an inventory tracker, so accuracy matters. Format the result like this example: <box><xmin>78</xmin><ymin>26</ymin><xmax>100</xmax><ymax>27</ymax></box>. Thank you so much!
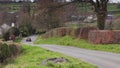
<box><xmin>21</xmin><ymin>35</ymin><xmax>120</xmax><ymax>68</ymax></box>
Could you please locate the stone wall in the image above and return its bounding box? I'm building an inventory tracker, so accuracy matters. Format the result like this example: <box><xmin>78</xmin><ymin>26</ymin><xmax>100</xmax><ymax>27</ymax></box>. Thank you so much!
<box><xmin>42</xmin><ymin>27</ymin><xmax>97</xmax><ymax>39</ymax></box>
<box><xmin>79</xmin><ymin>27</ymin><xmax>97</xmax><ymax>39</ymax></box>
<box><xmin>88</xmin><ymin>30</ymin><xmax>120</xmax><ymax>44</ymax></box>
<box><xmin>42</xmin><ymin>27</ymin><xmax>75</xmax><ymax>38</ymax></box>
<box><xmin>42</xmin><ymin>27</ymin><xmax>120</xmax><ymax>44</ymax></box>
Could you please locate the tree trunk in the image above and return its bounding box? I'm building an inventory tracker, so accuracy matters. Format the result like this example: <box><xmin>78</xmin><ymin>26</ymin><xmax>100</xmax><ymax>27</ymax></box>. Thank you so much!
<box><xmin>89</xmin><ymin>0</ymin><xmax>109</xmax><ymax>30</ymax></box>
<box><xmin>97</xmin><ymin>12</ymin><xmax>107</xmax><ymax>30</ymax></box>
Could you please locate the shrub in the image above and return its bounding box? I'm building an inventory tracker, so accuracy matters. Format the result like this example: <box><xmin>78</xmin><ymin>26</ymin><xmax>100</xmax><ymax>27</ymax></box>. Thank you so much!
<box><xmin>3</xmin><ymin>27</ymin><xmax>20</xmax><ymax>41</ymax></box>
<box><xmin>9</xmin><ymin>27</ymin><xmax>20</xmax><ymax>37</ymax></box>
<box><xmin>19</xmin><ymin>26</ymin><xmax>30</xmax><ymax>37</ymax></box>
<box><xmin>8</xmin><ymin>43</ymin><xmax>22</xmax><ymax>56</ymax></box>
<box><xmin>0</xmin><ymin>41</ymin><xmax>22</xmax><ymax>63</ymax></box>
<box><xmin>19</xmin><ymin>24</ymin><xmax>35</xmax><ymax>37</ymax></box>
<box><xmin>112</xmin><ymin>17</ymin><xmax>120</xmax><ymax>30</ymax></box>
<box><xmin>3</xmin><ymin>31</ymin><xmax>9</xmax><ymax>41</ymax></box>
<box><xmin>0</xmin><ymin>43</ymin><xmax>10</xmax><ymax>63</ymax></box>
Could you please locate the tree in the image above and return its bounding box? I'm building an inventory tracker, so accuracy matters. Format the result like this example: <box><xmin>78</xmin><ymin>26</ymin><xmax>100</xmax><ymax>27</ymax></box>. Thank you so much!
<box><xmin>89</xmin><ymin>0</ymin><xmax>109</xmax><ymax>30</ymax></box>
<box><xmin>21</xmin><ymin>2</ymin><xmax>31</xmax><ymax>14</ymax></box>
<box><xmin>17</xmin><ymin>2</ymin><xmax>35</xmax><ymax>36</ymax></box>
<box><xmin>34</xmin><ymin>0</ymin><xmax>64</xmax><ymax>32</ymax></box>
<box><xmin>36</xmin><ymin>0</ymin><xmax>109</xmax><ymax>30</ymax></box>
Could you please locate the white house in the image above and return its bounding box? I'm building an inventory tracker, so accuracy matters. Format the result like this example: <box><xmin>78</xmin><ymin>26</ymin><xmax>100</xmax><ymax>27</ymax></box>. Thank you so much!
<box><xmin>0</xmin><ymin>23</ymin><xmax>11</xmax><ymax>36</ymax></box>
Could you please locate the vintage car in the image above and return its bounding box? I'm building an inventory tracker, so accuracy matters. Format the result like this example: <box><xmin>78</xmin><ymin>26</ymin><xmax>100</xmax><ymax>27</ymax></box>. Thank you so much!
<box><xmin>26</xmin><ymin>38</ymin><xmax>32</xmax><ymax>42</ymax></box>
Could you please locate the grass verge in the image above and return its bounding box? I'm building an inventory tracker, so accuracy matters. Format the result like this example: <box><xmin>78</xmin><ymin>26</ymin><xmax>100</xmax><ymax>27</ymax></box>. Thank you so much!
<box><xmin>35</xmin><ymin>36</ymin><xmax>120</xmax><ymax>53</ymax></box>
<box><xmin>14</xmin><ymin>37</ymin><xmax>22</xmax><ymax>43</ymax></box>
<box><xmin>4</xmin><ymin>44</ymin><xmax>97</xmax><ymax>68</ymax></box>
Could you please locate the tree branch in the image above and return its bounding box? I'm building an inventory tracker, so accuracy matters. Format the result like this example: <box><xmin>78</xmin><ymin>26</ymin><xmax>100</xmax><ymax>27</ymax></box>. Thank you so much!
<box><xmin>89</xmin><ymin>0</ymin><xmax>96</xmax><ymax>6</ymax></box>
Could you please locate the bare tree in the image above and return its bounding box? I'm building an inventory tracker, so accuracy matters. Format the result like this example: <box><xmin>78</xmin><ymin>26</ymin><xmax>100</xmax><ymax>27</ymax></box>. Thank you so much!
<box><xmin>34</xmin><ymin>0</ymin><xmax>64</xmax><ymax>31</ymax></box>
<box><xmin>36</xmin><ymin>0</ymin><xmax>109</xmax><ymax>30</ymax></box>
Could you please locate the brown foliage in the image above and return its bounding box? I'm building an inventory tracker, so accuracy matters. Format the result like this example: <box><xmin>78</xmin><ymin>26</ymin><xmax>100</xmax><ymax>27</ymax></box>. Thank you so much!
<box><xmin>34</xmin><ymin>0</ymin><xmax>62</xmax><ymax>31</ymax></box>
<box><xmin>8</xmin><ymin>43</ymin><xmax>22</xmax><ymax>56</ymax></box>
<box><xmin>34</xmin><ymin>0</ymin><xmax>78</xmax><ymax>32</ymax></box>
<box><xmin>17</xmin><ymin>12</ymin><xmax>31</xmax><ymax>27</ymax></box>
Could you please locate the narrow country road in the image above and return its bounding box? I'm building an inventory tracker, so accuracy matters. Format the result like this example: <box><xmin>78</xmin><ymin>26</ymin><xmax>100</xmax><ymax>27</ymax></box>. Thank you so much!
<box><xmin>21</xmin><ymin>35</ymin><xmax>120</xmax><ymax>68</ymax></box>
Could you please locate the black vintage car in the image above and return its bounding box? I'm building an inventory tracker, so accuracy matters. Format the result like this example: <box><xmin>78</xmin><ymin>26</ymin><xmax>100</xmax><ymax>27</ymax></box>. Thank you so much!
<box><xmin>26</xmin><ymin>38</ymin><xmax>32</xmax><ymax>42</ymax></box>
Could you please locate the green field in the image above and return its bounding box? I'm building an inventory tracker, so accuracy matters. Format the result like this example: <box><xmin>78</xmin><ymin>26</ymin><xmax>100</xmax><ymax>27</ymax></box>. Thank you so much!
<box><xmin>108</xmin><ymin>4</ymin><xmax>120</xmax><ymax>11</ymax></box>
<box><xmin>35</xmin><ymin>36</ymin><xmax>120</xmax><ymax>53</ymax></box>
<box><xmin>0</xmin><ymin>3</ymin><xmax>119</xmax><ymax>12</ymax></box>
<box><xmin>3</xmin><ymin>44</ymin><xmax>97</xmax><ymax>68</ymax></box>
<box><xmin>0</xmin><ymin>3</ymin><xmax>22</xmax><ymax>12</ymax></box>
<box><xmin>0</xmin><ymin>3</ymin><xmax>35</xmax><ymax>12</ymax></box>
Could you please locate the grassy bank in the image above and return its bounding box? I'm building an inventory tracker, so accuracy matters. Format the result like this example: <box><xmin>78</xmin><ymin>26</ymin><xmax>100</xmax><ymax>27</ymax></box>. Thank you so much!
<box><xmin>4</xmin><ymin>44</ymin><xmax>97</xmax><ymax>68</ymax></box>
<box><xmin>14</xmin><ymin>37</ymin><xmax>22</xmax><ymax>43</ymax></box>
<box><xmin>35</xmin><ymin>36</ymin><xmax>120</xmax><ymax>53</ymax></box>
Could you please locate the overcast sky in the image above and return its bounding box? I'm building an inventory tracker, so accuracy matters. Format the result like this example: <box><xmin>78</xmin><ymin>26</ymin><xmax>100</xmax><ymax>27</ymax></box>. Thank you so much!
<box><xmin>31</xmin><ymin>0</ymin><xmax>34</xmax><ymax>2</ymax></box>
<box><xmin>110</xmin><ymin>0</ymin><xmax>120</xmax><ymax>3</ymax></box>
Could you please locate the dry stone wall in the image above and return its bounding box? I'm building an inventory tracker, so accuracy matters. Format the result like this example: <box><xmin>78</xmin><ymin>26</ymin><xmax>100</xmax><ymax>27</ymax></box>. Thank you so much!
<box><xmin>42</xmin><ymin>27</ymin><xmax>97</xmax><ymax>39</ymax></box>
<box><xmin>88</xmin><ymin>30</ymin><xmax>120</xmax><ymax>44</ymax></box>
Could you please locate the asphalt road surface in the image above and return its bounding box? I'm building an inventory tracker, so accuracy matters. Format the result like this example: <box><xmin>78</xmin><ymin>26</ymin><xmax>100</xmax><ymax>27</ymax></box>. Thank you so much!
<box><xmin>21</xmin><ymin>35</ymin><xmax>120</xmax><ymax>68</ymax></box>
